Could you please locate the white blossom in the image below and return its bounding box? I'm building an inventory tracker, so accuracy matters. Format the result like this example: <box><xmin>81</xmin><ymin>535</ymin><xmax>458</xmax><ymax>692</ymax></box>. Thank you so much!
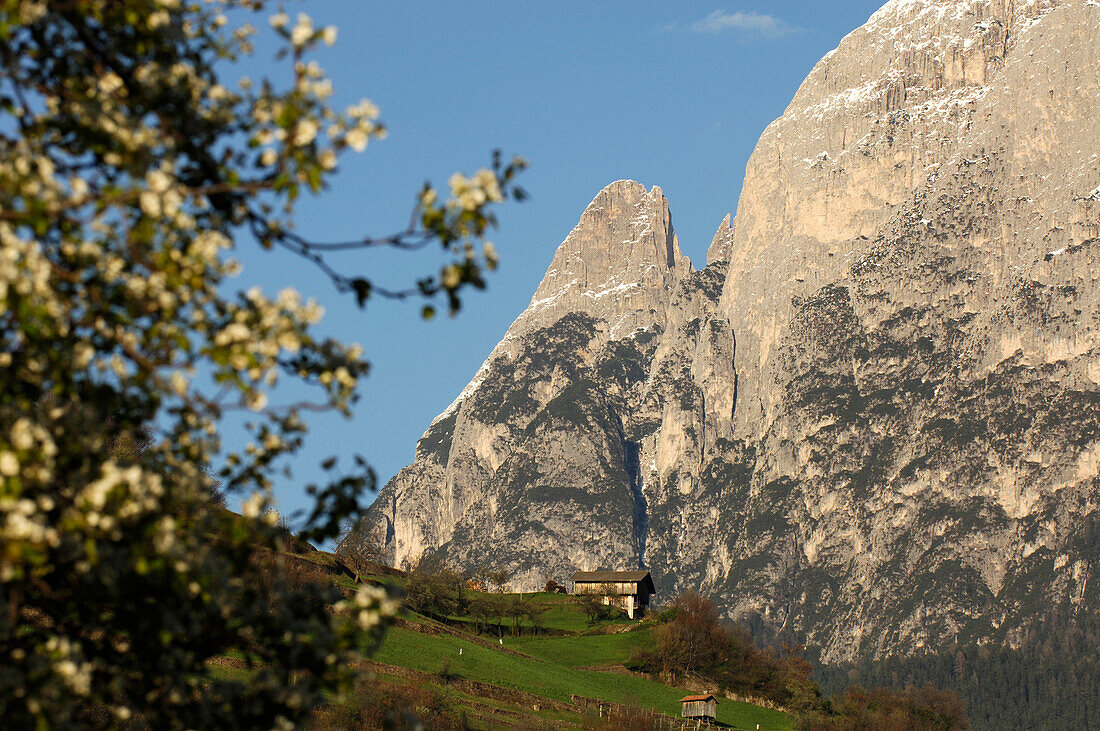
<box><xmin>10</xmin><ymin>419</ymin><xmax>35</xmax><ymax>451</ymax></box>
<box><xmin>19</xmin><ymin>2</ymin><xmax>47</xmax><ymax>23</ymax></box>
<box><xmin>290</xmin><ymin>13</ymin><xmax>314</xmax><ymax>47</ymax></box>
<box><xmin>0</xmin><ymin>452</ymin><xmax>19</xmax><ymax>477</ymax></box>
<box><xmin>345</xmin><ymin>128</ymin><xmax>368</xmax><ymax>153</ymax></box>
<box><xmin>241</xmin><ymin>492</ymin><xmax>265</xmax><ymax>519</ymax></box>
<box><xmin>292</xmin><ymin>119</ymin><xmax>319</xmax><ymax>147</ymax></box>
<box><xmin>147</xmin><ymin>10</ymin><xmax>170</xmax><ymax>29</ymax></box>
<box><xmin>244</xmin><ymin>390</ymin><xmax>268</xmax><ymax>411</ymax></box>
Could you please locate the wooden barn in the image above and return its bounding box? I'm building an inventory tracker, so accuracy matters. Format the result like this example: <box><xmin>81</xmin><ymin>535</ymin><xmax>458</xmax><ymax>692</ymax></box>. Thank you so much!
<box><xmin>569</xmin><ymin>570</ymin><xmax>655</xmax><ymax>619</ymax></box>
<box><xmin>680</xmin><ymin>693</ymin><xmax>717</xmax><ymax>721</ymax></box>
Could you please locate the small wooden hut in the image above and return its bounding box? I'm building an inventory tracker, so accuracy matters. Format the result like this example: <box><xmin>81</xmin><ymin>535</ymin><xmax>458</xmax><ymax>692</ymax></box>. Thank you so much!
<box><xmin>569</xmin><ymin>570</ymin><xmax>655</xmax><ymax>619</ymax></box>
<box><xmin>680</xmin><ymin>693</ymin><xmax>717</xmax><ymax>721</ymax></box>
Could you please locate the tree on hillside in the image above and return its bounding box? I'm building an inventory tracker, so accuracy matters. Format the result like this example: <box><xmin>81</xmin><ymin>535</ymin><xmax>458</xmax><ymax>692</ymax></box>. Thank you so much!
<box><xmin>578</xmin><ymin>591</ymin><xmax>612</xmax><ymax>625</ymax></box>
<box><xmin>629</xmin><ymin>592</ymin><xmax>967</xmax><ymax>727</ymax></box>
<box><xmin>405</xmin><ymin>566</ymin><xmax>468</xmax><ymax>619</ymax></box>
<box><xmin>486</xmin><ymin>568</ymin><xmax>511</xmax><ymax>593</ymax></box>
<box><xmin>800</xmin><ymin>684</ymin><xmax>969</xmax><ymax>730</ymax></box>
<box><xmin>524</xmin><ymin>602</ymin><xmax>546</xmax><ymax>635</ymax></box>
<box><xmin>335</xmin><ymin>519</ymin><xmax>386</xmax><ymax>582</ymax></box>
<box><xmin>0</xmin><ymin>1</ymin><xmax>522</xmax><ymax>727</ymax></box>
<box><xmin>628</xmin><ymin>592</ymin><xmax>826</xmax><ymax>714</ymax></box>
<box><xmin>651</xmin><ymin>591</ymin><xmax>733</xmax><ymax>675</ymax></box>
<box><xmin>467</xmin><ymin>596</ymin><xmax>501</xmax><ymax>636</ymax></box>
<box><xmin>503</xmin><ymin>595</ymin><xmax>527</xmax><ymax>636</ymax></box>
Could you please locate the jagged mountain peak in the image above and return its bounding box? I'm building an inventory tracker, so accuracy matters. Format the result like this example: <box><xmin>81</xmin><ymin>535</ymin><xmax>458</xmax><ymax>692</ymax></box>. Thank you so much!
<box><xmin>706</xmin><ymin>213</ymin><xmax>734</xmax><ymax>265</ymax></box>
<box><xmin>535</xmin><ymin>179</ymin><xmax>684</xmax><ymax>291</ymax></box>
<box><xmin>413</xmin><ymin>180</ymin><xmax>696</xmax><ymax>461</ymax></box>
<box><xmin>550</xmin><ymin>180</ymin><xmax>677</xmax><ymax>265</ymax></box>
<box><xmin>503</xmin><ymin>179</ymin><xmax>692</xmax><ymax>343</ymax></box>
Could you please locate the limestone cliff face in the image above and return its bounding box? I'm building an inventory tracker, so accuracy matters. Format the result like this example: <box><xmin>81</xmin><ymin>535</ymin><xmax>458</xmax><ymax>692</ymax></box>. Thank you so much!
<box><xmin>714</xmin><ymin>0</ymin><xmax>1078</xmax><ymax>438</ymax></box>
<box><xmin>701</xmin><ymin>0</ymin><xmax>1100</xmax><ymax>661</ymax></box>
<box><xmin>342</xmin><ymin>0</ymin><xmax>1100</xmax><ymax>664</ymax></box>
<box><xmin>341</xmin><ymin>181</ymin><xmax>710</xmax><ymax>587</ymax></box>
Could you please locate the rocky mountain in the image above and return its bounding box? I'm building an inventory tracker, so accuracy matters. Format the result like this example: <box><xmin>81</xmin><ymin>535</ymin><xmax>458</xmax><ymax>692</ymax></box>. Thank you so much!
<box><xmin>342</xmin><ymin>0</ymin><xmax>1100</xmax><ymax>666</ymax></box>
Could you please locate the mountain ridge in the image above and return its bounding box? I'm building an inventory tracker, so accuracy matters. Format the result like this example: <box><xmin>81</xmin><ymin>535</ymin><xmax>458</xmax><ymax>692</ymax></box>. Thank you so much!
<box><xmin>342</xmin><ymin>0</ymin><xmax>1100</xmax><ymax>666</ymax></box>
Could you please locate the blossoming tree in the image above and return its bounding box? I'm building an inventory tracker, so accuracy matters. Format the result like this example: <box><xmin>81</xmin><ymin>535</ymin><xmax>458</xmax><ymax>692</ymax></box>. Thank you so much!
<box><xmin>0</xmin><ymin>0</ymin><xmax>523</xmax><ymax>726</ymax></box>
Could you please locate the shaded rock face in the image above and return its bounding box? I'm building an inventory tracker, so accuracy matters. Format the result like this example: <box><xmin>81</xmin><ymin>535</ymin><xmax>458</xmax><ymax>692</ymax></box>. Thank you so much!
<box><xmin>341</xmin><ymin>181</ymin><xmax>726</xmax><ymax>591</ymax></box>
<box><xmin>343</xmin><ymin>0</ymin><xmax>1100</xmax><ymax>664</ymax></box>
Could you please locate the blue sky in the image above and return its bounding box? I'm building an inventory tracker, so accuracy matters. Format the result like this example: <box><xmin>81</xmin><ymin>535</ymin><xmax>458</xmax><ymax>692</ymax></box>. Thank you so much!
<box><xmin>228</xmin><ymin>0</ymin><xmax>885</xmax><ymax>533</ymax></box>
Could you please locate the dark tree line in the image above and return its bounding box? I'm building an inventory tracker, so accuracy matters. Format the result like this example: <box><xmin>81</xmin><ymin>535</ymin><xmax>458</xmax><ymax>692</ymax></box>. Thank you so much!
<box><xmin>817</xmin><ymin>516</ymin><xmax>1100</xmax><ymax>730</ymax></box>
<box><xmin>817</xmin><ymin>611</ymin><xmax>1100</xmax><ymax>729</ymax></box>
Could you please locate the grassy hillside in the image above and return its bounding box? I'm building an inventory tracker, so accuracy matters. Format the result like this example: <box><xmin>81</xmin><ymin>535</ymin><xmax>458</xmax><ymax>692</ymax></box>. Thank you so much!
<box><xmin>241</xmin><ymin>544</ymin><xmax>965</xmax><ymax>728</ymax></box>
<box><xmin>224</xmin><ymin>540</ymin><xmax>969</xmax><ymax>729</ymax></box>
<box><xmin>509</xmin><ymin>629</ymin><xmax>653</xmax><ymax>666</ymax></box>
<box><xmin>373</xmin><ymin>624</ymin><xmax>790</xmax><ymax>729</ymax></box>
<box><xmin>229</xmin><ymin>543</ymin><xmax>793</xmax><ymax>728</ymax></box>
<box><xmin>363</xmin><ymin>583</ymin><xmax>792</xmax><ymax>730</ymax></box>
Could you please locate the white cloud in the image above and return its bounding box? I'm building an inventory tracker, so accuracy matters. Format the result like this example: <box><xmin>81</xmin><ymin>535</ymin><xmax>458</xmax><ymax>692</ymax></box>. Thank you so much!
<box><xmin>689</xmin><ymin>9</ymin><xmax>800</xmax><ymax>37</ymax></box>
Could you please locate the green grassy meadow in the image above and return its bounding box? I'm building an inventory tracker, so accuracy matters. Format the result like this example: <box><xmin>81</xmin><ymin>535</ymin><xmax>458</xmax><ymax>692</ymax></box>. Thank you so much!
<box><xmin>508</xmin><ymin>628</ymin><xmax>652</xmax><ymax>666</ymax></box>
<box><xmin>372</xmin><ymin>604</ymin><xmax>792</xmax><ymax>730</ymax></box>
<box><xmin>262</xmin><ymin>548</ymin><xmax>793</xmax><ymax>729</ymax></box>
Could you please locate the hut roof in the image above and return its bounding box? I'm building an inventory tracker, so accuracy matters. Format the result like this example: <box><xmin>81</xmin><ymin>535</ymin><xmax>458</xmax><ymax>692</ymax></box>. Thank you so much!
<box><xmin>680</xmin><ymin>694</ymin><xmax>716</xmax><ymax>703</ymax></box>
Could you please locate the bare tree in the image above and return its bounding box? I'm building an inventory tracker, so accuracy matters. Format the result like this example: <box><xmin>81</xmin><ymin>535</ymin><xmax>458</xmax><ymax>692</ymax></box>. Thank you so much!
<box><xmin>486</xmin><ymin>568</ymin><xmax>511</xmax><ymax>593</ymax></box>
<box><xmin>335</xmin><ymin>523</ymin><xmax>385</xmax><ymax>583</ymax></box>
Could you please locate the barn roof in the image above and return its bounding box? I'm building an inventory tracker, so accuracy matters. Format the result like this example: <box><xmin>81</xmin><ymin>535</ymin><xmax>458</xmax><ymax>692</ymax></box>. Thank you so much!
<box><xmin>570</xmin><ymin>570</ymin><xmax>650</xmax><ymax>582</ymax></box>
<box><xmin>680</xmin><ymin>694</ymin><xmax>716</xmax><ymax>703</ymax></box>
<box><xmin>570</xmin><ymin>570</ymin><xmax>655</xmax><ymax>593</ymax></box>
